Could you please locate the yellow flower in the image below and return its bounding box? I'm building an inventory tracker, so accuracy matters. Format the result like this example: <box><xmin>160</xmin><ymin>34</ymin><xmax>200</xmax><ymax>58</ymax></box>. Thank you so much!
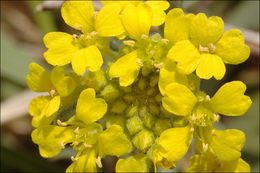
<box><xmin>109</xmin><ymin>4</ymin><xmax>170</xmax><ymax>86</ymax></box>
<box><xmin>166</xmin><ymin>9</ymin><xmax>250</xmax><ymax>80</ymax></box>
<box><xmin>101</xmin><ymin>0</ymin><xmax>169</xmax><ymax>27</ymax></box>
<box><xmin>44</xmin><ymin>1</ymin><xmax>125</xmax><ymax>75</ymax></box>
<box><xmin>116</xmin><ymin>153</ymin><xmax>152</xmax><ymax>172</ymax></box>
<box><xmin>27</xmin><ymin>63</ymin><xmax>78</xmax><ymax>127</ymax></box>
<box><xmin>187</xmin><ymin>150</ymin><xmax>250</xmax><ymax>172</ymax></box>
<box><xmin>162</xmin><ymin>81</ymin><xmax>252</xmax><ymax>118</ymax></box>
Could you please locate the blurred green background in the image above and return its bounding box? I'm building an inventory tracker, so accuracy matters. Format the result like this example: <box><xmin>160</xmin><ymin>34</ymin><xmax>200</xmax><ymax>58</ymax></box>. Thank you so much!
<box><xmin>1</xmin><ymin>0</ymin><xmax>259</xmax><ymax>172</ymax></box>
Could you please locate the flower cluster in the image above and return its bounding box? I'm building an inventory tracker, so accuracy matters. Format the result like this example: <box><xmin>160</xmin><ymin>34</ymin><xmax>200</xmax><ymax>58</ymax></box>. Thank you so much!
<box><xmin>27</xmin><ymin>1</ymin><xmax>252</xmax><ymax>172</ymax></box>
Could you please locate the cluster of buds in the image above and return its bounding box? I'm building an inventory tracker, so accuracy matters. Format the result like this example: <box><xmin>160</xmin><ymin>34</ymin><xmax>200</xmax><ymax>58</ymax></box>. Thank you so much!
<box><xmin>27</xmin><ymin>1</ymin><xmax>252</xmax><ymax>172</ymax></box>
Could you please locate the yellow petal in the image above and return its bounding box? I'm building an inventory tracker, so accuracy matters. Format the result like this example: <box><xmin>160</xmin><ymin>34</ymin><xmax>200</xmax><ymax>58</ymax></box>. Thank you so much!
<box><xmin>206</xmin><ymin>128</ymin><xmax>245</xmax><ymax>161</ymax></box>
<box><xmin>196</xmin><ymin>53</ymin><xmax>226</xmax><ymax>80</ymax></box>
<box><xmin>26</xmin><ymin>63</ymin><xmax>53</xmax><ymax>92</ymax></box>
<box><xmin>216</xmin><ymin>158</ymin><xmax>251</xmax><ymax>172</ymax></box>
<box><xmin>61</xmin><ymin>1</ymin><xmax>95</xmax><ymax>33</ymax></box>
<box><xmin>145</xmin><ymin>0</ymin><xmax>169</xmax><ymax>26</ymax></box>
<box><xmin>31</xmin><ymin>125</ymin><xmax>74</xmax><ymax>158</ymax></box>
<box><xmin>210</xmin><ymin>81</ymin><xmax>252</xmax><ymax>116</ymax></box>
<box><xmin>121</xmin><ymin>3</ymin><xmax>152</xmax><ymax>40</ymax></box>
<box><xmin>190</xmin><ymin>13</ymin><xmax>224</xmax><ymax>47</ymax></box>
<box><xmin>95</xmin><ymin>3</ymin><xmax>125</xmax><ymax>37</ymax></box>
<box><xmin>98</xmin><ymin>125</ymin><xmax>132</xmax><ymax>157</ymax></box>
<box><xmin>116</xmin><ymin>154</ymin><xmax>151</xmax><ymax>172</ymax></box>
<box><xmin>167</xmin><ymin>40</ymin><xmax>200</xmax><ymax>74</ymax></box>
<box><xmin>43</xmin><ymin>32</ymin><xmax>77</xmax><ymax>66</ymax></box>
<box><xmin>158</xmin><ymin>126</ymin><xmax>193</xmax><ymax>162</ymax></box>
<box><xmin>66</xmin><ymin>149</ymin><xmax>97</xmax><ymax>173</ymax></box>
<box><xmin>159</xmin><ymin>61</ymin><xmax>188</xmax><ymax>95</ymax></box>
<box><xmin>215</xmin><ymin>29</ymin><xmax>250</xmax><ymax>64</ymax></box>
<box><xmin>76</xmin><ymin>88</ymin><xmax>107</xmax><ymax>125</ymax></box>
<box><xmin>162</xmin><ymin>83</ymin><xmax>197</xmax><ymax>116</ymax></box>
<box><xmin>51</xmin><ymin>66</ymin><xmax>76</xmax><ymax>97</ymax></box>
<box><xmin>164</xmin><ymin>8</ymin><xmax>194</xmax><ymax>45</ymax></box>
<box><xmin>43</xmin><ymin>95</ymin><xmax>60</xmax><ymax>117</ymax></box>
<box><xmin>186</xmin><ymin>153</ymin><xmax>216</xmax><ymax>172</ymax></box>
<box><xmin>109</xmin><ymin>51</ymin><xmax>140</xmax><ymax>87</ymax></box>
<box><xmin>29</xmin><ymin>96</ymin><xmax>56</xmax><ymax>128</ymax></box>
<box><xmin>71</xmin><ymin>45</ymin><xmax>103</xmax><ymax>75</ymax></box>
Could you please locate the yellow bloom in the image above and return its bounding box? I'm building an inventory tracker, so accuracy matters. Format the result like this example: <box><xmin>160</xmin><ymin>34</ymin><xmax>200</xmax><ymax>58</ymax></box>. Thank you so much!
<box><xmin>102</xmin><ymin>0</ymin><xmax>169</xmax><ymax>27</ymax></box>
<box><xmin>187</xmin><ymin>151</ymin><xmax>250</xmax><ymax>172</ymax></box>
<box><xmin>44</xmin><ymin>1</ymin><xmax>125</xmax><ymax>75</ymax></box>
<box><xmin>27</xmin><ymin>63</ymin><xmax>78</xmax><ymax>127</ymax></box>
<box><xmin>166</xmin><ymin>9</ymin><xmax>250</xmax><ymax>80</ymax></box>
<box><xmin>162</xmin><ymin>81</ymin><xmax>252</xmax><ymax>118</ymax></box>
<box><xmin>116</xmin><ymin>153</ymin><xmax>151</xmax><ymax>172</ymax></box>
<box><xmin>76</xmin><ymin>88</ymin><xmax>107</xmax><ymax>125</ymax></box>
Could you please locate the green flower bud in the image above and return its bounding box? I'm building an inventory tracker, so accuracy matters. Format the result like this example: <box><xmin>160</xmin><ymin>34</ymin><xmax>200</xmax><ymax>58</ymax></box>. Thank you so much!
<box><xmin>101</xmin><ymin>83</ymin><xmax>120</xmax><ymax>102</ymax></box>
<box><xmin>126</xmin><ymin>115</ymin><xmax>143</xmax><ymax>135</ymax></box>
<box><xmin>143</xmin><ymin>112</ymin><xmax>155</xmax><ymax>129</ymax></box>
<box><xmin>111</xmin><ymin>99</ymin><xmax>127</xmax><ymax>114</ymax></box>
<box><xmin>149</xmin><ymin>103</ymin><xmax>160</xmax><ymax>115</ymax></box>
<box><xmin>132</xmin><ymin>129</ymin><xmax>155</xmax><ymax>152</ymax></box>
<box><xmin>82</xmin><ymin>70</ymin><xmax>107</xmax><ymax>92</ymax></box>
<box><xmin>123</xmin><ymin>94</ymin><xmax>136</xmax><ymax>103</ymax></box>
<box><xmin>126</xmin><ymin>106</ymin><xmax>138</xmax><ymax>117</ymax></box>
<box><xmin>137</xmin><ymin>78</ymin><xmax>147</xmax><ymax>90</ymax></box>
<box><xmin>154</xmin><ymin>118</ymin><xmax>172</xmax><ymax>136</ymax></box>
<box><xmin>149</xmin><ymin>74</ymin><xmax>159</xmax><ymax>87</ymax></box>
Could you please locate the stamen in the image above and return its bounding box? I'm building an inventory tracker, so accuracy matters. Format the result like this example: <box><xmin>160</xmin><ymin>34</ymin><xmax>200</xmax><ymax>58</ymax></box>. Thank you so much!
<box><xmin>57</xmin><ymin>120</ymin><xmax>67</xmax><ymax>127</ymax></box>
<box><xmin>83</xmin><ymin>143</ymin><xmax>93</xmax><ymax>148</ymax></box>
<box><xmin>149</xmin><ymin>50</ymin><xmax>155</xmax><ymax>55</ymax></box>
<box><xmin>141</xmin><ymin>34</ymin><xmax>148</xmax><ymax>40</ymax></box>
<box><xmin>199</xmin><ymin>45</ymin><xmax>209</xmax><ymax>53</ymax></box>
<box><xmin>49</xmin><ymin>89</ymin><xmax>56</xmax><ymax>97</ymax></box>
<box><xmin>208</xmin><ymin>43</ymin><xmax>216</xmax><ymax>52</ymax></box>
<box><xmin>92</xmin><ymin>11</ymin><xmax>98</xmax><ymax>19</ymax></box>
<box><xmin>73</xmin><ymin>141</ymin><xmax>79</xmax><ymax>146</ymax></box>
<box><xmin>211</xmin><ymin>129</ymin><xmax>216</xmax><ymax>136</ymax></box>
<box><xmin>190</xmin><ymin>127</ymin><xmax>194</xmax><ymax>133</ymax></box>
<box><xmin>205</xmin><ymin>95</ymin><xmax>211</xmax><ymax>101</ymax></box>
<box><xmin>74</xmin><ymin>127</ymin><xmax>80</xmax><ymax>135</ymax></box>
<box><xmin>71</xmin><ymin>156</ymin><xmax>79</xmax><ymax>162</ymax></box>
<box><xmin>160</xmin><ymin>38</ymin><xmax>169</xmax><ymax>44</ymax></box>
<box><xmin>213</xmin><ymin>113</ymin><xmax>220</xmax><ymax>122</ymax></box>
<box><xmin>154</xmin><ymin>62</ymin><xmax>163</xmax><ymax>69</ymax></box>
<box><xmin>60</xmin><ymin>140</ymin><xmax>65</xmax><ymax>149</ymax></box>
<box><xmin>136</xmin><ymin>58</ymin><xmax>143</xmax><ymax>67</ymax></box>
<box><xmin>191</xmin><ymin>113</ymin><xmax>197</xmax><ymax>121</ymax></box>
<box><xmin>95</xmin><ymin>156</ymin><xmax>103</xmax><ymax>168</ymax></box>
<box><xmin>85</xmin><ymin>35</ymin><xmax>90</xmax><ymax>40</ymax></box>
<box><xmin>123</xmin><ymin>40</ymin><xmax>135</xmax><ymax>47</ymax></box>
<box><xmin>202</xmin><ymin>143</ymin><xmax>208</xmax><ymax>153</ymax></box>
<box><xmin>72</xmin><ymin>34</ymin><xmax>78</xmax><ymax>39</ymax></box>
<box><xmin>75</xmin><ymin>25</ymin><xmax>83</xmax><ymax>29</ymax></box>
<box><xmin>90</xmin><ymin>31</ymin><xmax>98</xmax><ymax>36</ymax></box>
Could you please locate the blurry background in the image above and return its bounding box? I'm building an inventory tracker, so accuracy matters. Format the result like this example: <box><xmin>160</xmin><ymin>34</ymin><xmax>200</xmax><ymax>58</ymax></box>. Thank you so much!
<box><xmin>1</xmin><ymin>0</ymin><xmax>259</xmax><ymax>172</ymax></box>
